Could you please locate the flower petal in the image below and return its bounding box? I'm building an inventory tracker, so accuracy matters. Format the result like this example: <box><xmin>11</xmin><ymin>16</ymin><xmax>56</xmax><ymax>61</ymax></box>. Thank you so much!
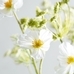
<box><xmin>13</xmin><ymin>0</ymin><xmax>23</xmax><ymax>9</ymax></box>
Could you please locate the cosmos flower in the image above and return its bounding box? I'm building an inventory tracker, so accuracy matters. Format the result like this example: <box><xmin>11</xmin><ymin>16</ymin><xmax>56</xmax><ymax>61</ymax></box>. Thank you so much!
<box><xmin>56</xmin><ymin>42</ymin><xmax>74</xmax><ymax>74</ymax></box>
<box><xmin>0</xmin><ymin>0</ymin><xmax>23</xmax><ymax>16</ymax></box>
<box><xmin>17</xmin><ymin>29</ymin><xmax>53</xmax><ymax>59</ymax></box>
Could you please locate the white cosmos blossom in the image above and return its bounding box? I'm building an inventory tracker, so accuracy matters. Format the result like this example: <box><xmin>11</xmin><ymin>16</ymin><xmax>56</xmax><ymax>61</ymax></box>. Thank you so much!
<box><xmin>0</xmin><ymin>0</ymin><xmax>23</xmax><ymax>16</ymax></box>
<box><xmin>17</xmin><ymin>29</ymin><xmax>53</xmax><ymax>59</ymax></box>
<box><xmin>56</xmin><ymin>42</ymin><xmax>74</xmax><ymax>74</ymax></box>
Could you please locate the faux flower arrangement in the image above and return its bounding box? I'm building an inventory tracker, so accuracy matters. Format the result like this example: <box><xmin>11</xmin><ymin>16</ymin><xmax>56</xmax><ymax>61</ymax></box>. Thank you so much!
<box><xmin>1</xmin><ymin>0</ymin><xmax>74</xmax><ymax>74</ymax></box>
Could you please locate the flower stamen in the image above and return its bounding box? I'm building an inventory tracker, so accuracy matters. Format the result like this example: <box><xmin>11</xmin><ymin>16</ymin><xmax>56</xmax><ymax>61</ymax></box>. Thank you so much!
<box><xmin>67</xmin><ymin>56</ymin><xmax>74</xmax><ymax>64</ymax></box>
<box><xmin>4</xmin><ymin>0</ymin><xmax>12</xmax><ymax>8</ymax></box>
<box><xmin>32</xmin><ymin>39</ymin><xmax>44</xmax><ymax>49</ymax></box>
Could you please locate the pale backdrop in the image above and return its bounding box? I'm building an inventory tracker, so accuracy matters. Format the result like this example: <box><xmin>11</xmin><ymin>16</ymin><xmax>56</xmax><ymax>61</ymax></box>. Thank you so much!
<box><xmin>0</xmin><ymin>0</ymin><xmax>74</xmax><ymax>74</ymax></box>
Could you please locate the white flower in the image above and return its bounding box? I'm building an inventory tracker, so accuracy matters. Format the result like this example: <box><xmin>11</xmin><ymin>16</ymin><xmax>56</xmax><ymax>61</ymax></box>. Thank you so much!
<box><xmin>56</xmin><ymin>42</ymin><xmax>74</xmax><ymax>74</ymax></box>
<box><xmin>17</xmin><ymin>29</ymin><xmax>53</xmax><ymax>59</ymax></box>
<box><xmin>0</xmin><ymin>0</ymin><xmax>23</xmax><ymax>16</ymax></box>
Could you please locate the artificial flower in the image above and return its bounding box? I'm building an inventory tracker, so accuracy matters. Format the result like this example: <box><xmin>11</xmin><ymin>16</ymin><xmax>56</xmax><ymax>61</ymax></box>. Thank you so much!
<box><xmin>5</xmin><ymin>46</ymin><xmax>31</xmax><ymax>64</ymax></box>
<box><xmin>0</xmin><ymin>0</ymin><xmax>23</xmax><ymax>16</ymax></box>
<box><xmin>56</xmin><ymin>42</ymin><xmax>74</xmax><ymax>74</ymax></box>
<box><xmin>17</xmin><ymin>29</ymin><xmax>53</xmax><ymax>59</ymax></box>
<box><xmin>28</xmin><ymin>16</ymin><xmax>47</xmax><ymax>29</ymax></box>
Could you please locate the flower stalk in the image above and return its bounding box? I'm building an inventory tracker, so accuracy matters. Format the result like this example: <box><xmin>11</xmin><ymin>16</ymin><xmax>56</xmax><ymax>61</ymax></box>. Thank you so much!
<box><xmin>39</xmin><ymin>59</ymin><xmax>43</xmax><ymax>74</ymax></box>
<box><xmin>13</xmin><ymin>10</ymin><xmax>24</xmax><ymax>34</ymax></box>
<box><xmin>32</xmin><ymin>58</ymin><xmax>39</xmax><ymax>74</ymax></box>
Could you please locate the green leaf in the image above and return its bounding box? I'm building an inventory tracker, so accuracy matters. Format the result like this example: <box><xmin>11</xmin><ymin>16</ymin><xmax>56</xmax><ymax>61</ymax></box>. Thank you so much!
<box><xmin>62</xmin><ymin>0</ymin><xmax>70</xmax><ymax>4</ymax></box>
<box><xmin>36</xmin><ymin>7</ymin><xmax>48</xmax><ymax>16</ymax></box>
<box><xmin>54</xmin><ymin>2</ymin><xmax>62</xmax><ymax>13</ymax></box>
<box><xmin>39</xmin><ymin>19</ymin><xmax>47</xmax><ymax>27</ymax></box>
<box><xmin>20</xmin><ymin>18</ymin><xmax>29</xmax><ymax>25</ymax></box>
<box><xmin>28</xmin><ymin>18</ymin><xmax>39</xmax><ymax>28</ymax></box>
<box><xmin>52</xmin><ymin>35</ymin><xmax>57</xmax><ymax>40</ymax></box>
<box><xmin>50</xmin><ymin>16</ymin><xmax>56</xmax><ymax>22</ymax></box>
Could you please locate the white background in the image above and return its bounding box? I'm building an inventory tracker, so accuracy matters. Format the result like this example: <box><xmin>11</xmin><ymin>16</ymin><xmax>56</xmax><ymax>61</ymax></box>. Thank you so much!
<box><xmin>0</xmin><ymin>0</ymin><xmax>74</xmax><ymax>74</ymax></box>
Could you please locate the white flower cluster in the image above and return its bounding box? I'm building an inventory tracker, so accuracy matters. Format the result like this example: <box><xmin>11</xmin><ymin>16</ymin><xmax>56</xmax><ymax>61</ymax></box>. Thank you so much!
<box><xmin>1</xmin><ymin>0</ymin><xmax>74</xmax><ymax>74</ymax></box>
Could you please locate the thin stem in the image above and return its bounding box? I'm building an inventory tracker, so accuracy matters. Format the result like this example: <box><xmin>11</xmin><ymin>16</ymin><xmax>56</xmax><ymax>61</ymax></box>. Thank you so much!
<box><xmin>67</xmin><ymin>4</ymin><xmax>70</xmax><ymax>22</ymax></box>
<box><xmin>13</xmin><ymin>11</ymin><xmax>24</xmax><ymax>34</ymax></box>
<box><xmin>60</xmin><ymin>39</ymin><xmax>63</xmax><ymax>43</ymax></box>
<box><xmin>32</xmin><ymin>58</ymin><xmax>39</xmax><ymax>74</ymax></box>
<box><xmin>39</xmin><ymin>59</ymin><xmax>43</xmax><ymax>74</ymax></box>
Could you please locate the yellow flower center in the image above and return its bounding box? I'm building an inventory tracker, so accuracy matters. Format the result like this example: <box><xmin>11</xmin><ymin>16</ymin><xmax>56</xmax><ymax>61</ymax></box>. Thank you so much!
<box><xmin>67</xmin><ymin>56</ymin><xmax>74</xmax><ymax>64</ymax></box>
<box><xmin>32</xmin><ymin>39</ymin><xmax>44</xmax><ymax>49</ymax></box>
<box><xmin>4</xmin><ymin>0</ymin><xmax>12</xmax><ymax>8</ymax></box>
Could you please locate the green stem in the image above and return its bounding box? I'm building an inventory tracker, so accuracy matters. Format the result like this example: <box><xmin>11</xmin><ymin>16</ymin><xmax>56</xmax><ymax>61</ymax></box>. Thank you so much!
<box><xmin>13</xmin><ymin>11</ymin><xmax>24</xmax><ymax>34</ymax></box>
<box><xmin>67</xmin><ymin>4</ymin><xmax>70</xmax><ymax>21</ymax></box>
<box><xmin>39</xmin><ymin>59</ymin><xmax>43</xmax><ymax>74</ymax></box>
<box><xmin>60</xmin><ymin>39</ymin><xmax>63</xmax><ymax>43</ymax></box>
<box><xmin>32</xmin><ymin>58</ymin><xmax>39</xmax><ymax>74</ymax></box>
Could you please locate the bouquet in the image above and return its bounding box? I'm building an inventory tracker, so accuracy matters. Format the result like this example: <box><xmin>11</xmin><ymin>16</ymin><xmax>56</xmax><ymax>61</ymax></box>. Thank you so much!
<box><xmin>1</xmin><ymin>0</ymin><xmax>74</xmax><ymax>74</ymax></box>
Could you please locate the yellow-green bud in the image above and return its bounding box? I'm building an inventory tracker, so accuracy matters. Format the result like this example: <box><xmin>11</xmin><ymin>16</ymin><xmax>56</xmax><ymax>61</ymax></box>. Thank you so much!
<box><xmin>62</xmin><ymin>0</ymin><xmax>70</xmax><ymax>4</ymax></box>
<box><xmin>28</xmin><ymin>19</ymin><xmax>39</xmax><ymax>28</ymax></box>
<box><xmin>20</xmin><ymin>18</ymin><xmax>29</xmax><ymax>25</ymax></box>
<box><xmin>36</xmin><ymin>7</ymin><xmax>48</xmax><ymax>16</ymax></box>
